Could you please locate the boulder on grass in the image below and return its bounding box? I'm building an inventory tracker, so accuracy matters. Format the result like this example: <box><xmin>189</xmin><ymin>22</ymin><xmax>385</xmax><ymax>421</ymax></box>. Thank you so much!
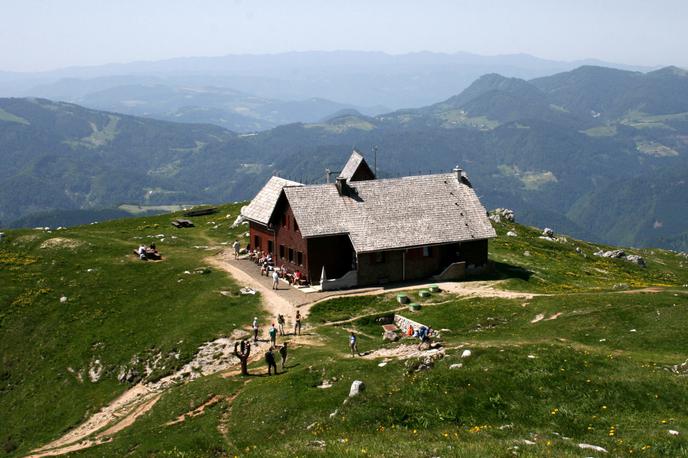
<box><xmin>349</xmin><ymin>380</ymin><xmax>365</xmax><ymax>397</ymax></box>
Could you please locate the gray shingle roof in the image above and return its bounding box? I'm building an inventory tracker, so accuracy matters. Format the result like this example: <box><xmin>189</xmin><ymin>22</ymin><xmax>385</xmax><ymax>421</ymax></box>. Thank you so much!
<box><xmin>242</xmin><ymin>176</ymin><xmax>302</xmax><ymax>225</ymax></box>
<box><xmin>339</xmin><ymin>150</ymin><xmax>366</xmax><ymax>181</ymax></box>
<box><xmin>283</xmin><ymin>173</ymin><xmax>496</xmax><ymax>253</ymax></box>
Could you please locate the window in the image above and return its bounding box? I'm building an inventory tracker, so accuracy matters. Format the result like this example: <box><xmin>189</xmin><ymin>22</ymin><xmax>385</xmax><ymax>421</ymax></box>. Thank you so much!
<box><xmin>297</xmin><ymin>251</ymin><xmax>303</xmax><ymax>266</ymax></box>
<box><xmin>288</xmin><ymin>248</ymin><xmax>294</xmax><ymax>263</ymax></box>
<box><xmin>254</xmin><ymin>235</ymin><xmax>261</xmax><ymax>251</ymax></box>
<box><xmin>281</xmin><ymin>214</ymin><xmax>289</xmax><ymax>229</ymax></box>
<box><xmin>267</xmin><ymin>240</ymin><xmax>274</xmax><ymax>255</ymax></box>
<box><xmin>422</xmin><ymin>246</ymin><xmax>432</xmax><ymax>257</ymax></box>
<box><xmin>279</xmin><ymin>245</ymin><xmax>285</xmax><ymax>259</ymax></box>
<box><xmin>293</xmin><ymin>217</ymin><xmax>299</xmax><ymax>232</ymax></box>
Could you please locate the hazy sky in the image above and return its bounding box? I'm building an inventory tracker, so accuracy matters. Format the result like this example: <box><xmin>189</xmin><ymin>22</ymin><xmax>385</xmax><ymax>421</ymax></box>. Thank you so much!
<box><xmin>1</xmin><ymin>0</ymin><xmax>687</xmax><ymax>72</ymax></box>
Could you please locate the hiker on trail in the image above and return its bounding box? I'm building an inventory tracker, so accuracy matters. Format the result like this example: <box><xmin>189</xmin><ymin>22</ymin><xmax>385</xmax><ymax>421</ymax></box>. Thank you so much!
<box><xmin>265</xmin><ymin>347</ymin><xmax>278</xmax><ymax>375</ymax></box>
<box><xmin>417</xmin><ymin>326</ymin><xmax>431</xmax><ymax>350</ymax></box>
<box><xmin>272</xmin><ymin>269</ymin><xmax>280</xmax><ymax>290</ymax></box>
<box><xmin>269</xmin><ymin>323</ymin><xmax>278</xmax><ymax>347</ymax></box>
<box><xmin>294</xmin><ymin>310</ymin><xmax>301</xmax><ymax>335</ymax></box>
<box><xmin>232</xmin><ymin>240</ymin><xmax>240</xmax><ymax>258</ymax></box>
<box><xmin>277</xmin><ymin>314</ymin><xmax>286</xmax><ymax>335</ymax></box>
<box><xmin>349</xmin><ymin>332</ymin><xmax>359</xmax><ymax>356</ymax></box>
<box><xmin>279</xmin><ymin>342</ymin><xmax>288</xmax><ymax>370</ymax></box>
<box><xmin>252</xmin><ymin>317</ymin><xmax>259</xmax><ymax>342</ymax></box>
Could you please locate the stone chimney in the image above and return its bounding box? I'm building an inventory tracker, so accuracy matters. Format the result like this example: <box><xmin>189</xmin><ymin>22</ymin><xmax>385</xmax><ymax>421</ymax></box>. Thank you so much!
<box><xmin>452</xmin><ymin>166</ymin><xmax>463</xmax><ymax>181</ymax></box>
<box><xmin>335</xmin><ymin>176</ymin><xmax>347</xmax><ymax>195</ymax></box>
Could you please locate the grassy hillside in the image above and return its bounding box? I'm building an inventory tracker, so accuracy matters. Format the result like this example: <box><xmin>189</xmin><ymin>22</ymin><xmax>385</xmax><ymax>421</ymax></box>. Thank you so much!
<box><xmin>2</xmin><ymin>209</ymin><xmax>688</xmax><ymax>456</ymax></box>
<box><xmin>0</xmin><ymin>203</ymin><xmax>258</xmax><ymax>456</ymax></box>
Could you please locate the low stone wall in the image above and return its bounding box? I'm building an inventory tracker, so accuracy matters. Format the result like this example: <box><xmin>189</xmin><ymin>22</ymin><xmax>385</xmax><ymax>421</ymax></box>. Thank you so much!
<box><xmin>321</xmin><ymin>269</ymin><xmax>358</xmax><ymax>291</ymax></box>
<box><xmin>394</xmin><ymin>314</ymin><xmax>427</xmax><ymax>333</ymax></box>
<box><xmin>433</xmin><ymin>261</ymin><xmax>466</xmax><ymax>281</ymax></box>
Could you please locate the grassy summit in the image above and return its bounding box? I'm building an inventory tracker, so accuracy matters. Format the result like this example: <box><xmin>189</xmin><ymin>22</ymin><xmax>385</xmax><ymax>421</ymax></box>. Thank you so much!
<box><xmin>1</xmin><ymin>210</ymin><xmax>688</xmax><ymax>456</ymax></box>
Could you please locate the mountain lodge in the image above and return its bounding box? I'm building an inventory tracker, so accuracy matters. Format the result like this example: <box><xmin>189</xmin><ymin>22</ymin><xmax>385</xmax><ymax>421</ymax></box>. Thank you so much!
<box><xmin>241</xmin><ymin>151</ymin><xmax>496</xmax><ymax>290</ymax></box>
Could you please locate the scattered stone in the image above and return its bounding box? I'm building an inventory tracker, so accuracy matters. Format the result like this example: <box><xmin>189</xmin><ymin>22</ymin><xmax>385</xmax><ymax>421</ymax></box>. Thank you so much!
<box><xmin>594</xmin><ymin>249</ymin><xmax>625</xmax><ymax>259</ymax></box>
<box><xmin>522</xmin><ymin>439</ymin><xmax>536</xmax><ymax>445</ymax></box>
<box><xmin>382</xmin><ymin>330</ymin><xmax>399</xmax><ymax>342</ymax></box>
<box><xmin>630</xmin><ymin>329</ymin><xmax>637</xmax><ymax>333</ymax></box>
<box><xmin>625</xmin><ymin>254</ymin><xmax>646</xmax><ymax>267</ymax></box>
<box><xmin>578</xmin><ymin>443</ymin><xmax>608</xmax><ymax>453</ymax></box>
<box><xmin>449</xmin><ymin>363</ymin><xmax>463</xmax><ymax>369</ymax></box>
<box><xmin>396</xmin><ymin>294</ymin><xmax>410</xmax><ymax>304</ymax></box>
<box><xmin>575</xmin><ymin>246</ymin><xmax>583</xmax><ymax>254</ymax></box>
<box><xmin>309</xmin><ymin>440</ymin><xmax>326</xmax><ymax>448</ymax></box>
<box><xmin>317</xmin><ymin>380</ymin><xmax>333</xmax><ymax>389</ymax></box>
<box><xmin>404</xmin><ymin>349</ymin><xmax>445</xmax><ymax>373</ymax></box>
<box><xmin>599</xmin><ymin>338</ymin><xmax>607</xmax><ymax>342</ymax></box>
<box><xmin>349</xmin><ymin>380</ymin><xmax>365</xmax><ymax>397</ymax></box>
<box><xmin>329</xmin><ymin>409</ymin><xmax>338</xmax><ymax>418</ymax></box>
<box><xmin>523</xmin><ymin>251</ymin><xmax>531</xmax><ymax>257</ymax></box>
<box><xmin>60</xmin><ymin>296</ymin><xmax>68</xmax><ymax>304</ymax></box>
<box><xmin>378</xmin><ymin>361</ymin><xmax>388</xmax><ymax>367</ymax></box>
<box><xmin>489</xmin><ymin>208</ymin><xmax>515</xmax><ymax>223</ymax></box>
<box><xmin>506</xmin><ymin>230</ymin><xmax>518</xmax><ymax>237</ymax></box>
<box><xmin>88</xmin><ymin>359</ymin><xmax>103</xmax><ymax>383</ymax></box>
<box><xmin>530</xmin><ymin>313</ymin><xmax>544</xmax><ymax>323</ymax></box>
<box><xmin>542</xmin><ymin>228</ymin><xmax>555</xmax><ymax>238</ymax></box>
<box><xmin>669</xmin><ymin>430</ymin><xmax>680</xmax><ymax>436</ymax></box>
<box><xmin>527</xmin><ymin>355</ymin><xmax>536</xmax><ymax>359</ymax></box>
<box><xmin>306</xmin><ymin>422</ymin><xmax>318</xmax><ymax>430</ymax></box>
<box><xmin>668</xmin><ymin>358</ymin><xmax>688</xmax><ymax>375</ymax></box>
<box><xmin>239</xmin><ymin>287</ymin><xmax>256</xmax><ymax>295</ymax></box>
<box><xmin>613</xmin><ymin>283</ymin><xmax>630</xmax><ymax>290</ymax></box>
<box><xmin>461</xmin><ymin>349</ymin><xmax>472</xmax><ymax>359</ymax></box>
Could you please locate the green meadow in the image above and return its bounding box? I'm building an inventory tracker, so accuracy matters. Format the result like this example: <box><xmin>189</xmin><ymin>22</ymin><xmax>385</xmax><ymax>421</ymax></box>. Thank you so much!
<box><xmin>1</xmin><ymin>208</ymin><xmax>688</xmax><ymax>456</ymax></box>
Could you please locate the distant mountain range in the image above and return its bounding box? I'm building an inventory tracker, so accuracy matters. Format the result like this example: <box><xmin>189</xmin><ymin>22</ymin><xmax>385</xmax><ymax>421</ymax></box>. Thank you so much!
<box><xmin>0</xmin><ymin>51</ymin><xmax>652</xmax><ymax>130</ymax></box>
<box><xmin>2</xmin><ymin>63</ymin><xmax>688</xmax><ymax>250</ymax></box>
<box><xmin>20</xmin><ymin>78</ymin><xmax>387</xmax><ymax>132</ymax></box>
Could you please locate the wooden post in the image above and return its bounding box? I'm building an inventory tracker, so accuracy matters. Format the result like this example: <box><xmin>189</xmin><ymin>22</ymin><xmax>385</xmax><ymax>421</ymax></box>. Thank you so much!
<box><xmin>233</xmin><ymin>340</ymin><xmax>251</xmax><ymax>376</ymax></box>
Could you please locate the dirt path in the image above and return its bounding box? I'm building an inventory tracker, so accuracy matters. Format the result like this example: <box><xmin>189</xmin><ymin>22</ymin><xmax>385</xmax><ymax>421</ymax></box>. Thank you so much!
<box><xmin>27</xmin><ymin>253</ymin><xmax>540</xmax><ymax>457</ymax></box>
<box><xmin>26</xmin><ymin>385</ymin><xmax>158</xmax><ymax>457</ymax></box>
<box><xmin>206</xmin><ymin>256</ymin><xmax>298</xmax><ymax>325</ymax></box>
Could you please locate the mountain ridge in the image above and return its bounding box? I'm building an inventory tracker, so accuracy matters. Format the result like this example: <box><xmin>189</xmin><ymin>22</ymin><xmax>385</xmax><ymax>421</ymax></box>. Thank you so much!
<box><xmin>2</xmin><ymin>64</ymin><xmax>688</xmax><ymax>250</ymax></box>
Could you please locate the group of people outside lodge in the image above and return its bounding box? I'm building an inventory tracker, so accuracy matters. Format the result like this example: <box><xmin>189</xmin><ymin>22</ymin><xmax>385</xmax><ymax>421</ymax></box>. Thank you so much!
<box><xmin>232</xmin><ymin>239</ymin><xmax>305</xmax><ymax>287</ymax></box>
<box><xmin>251</xmin><ymin>311</ymin><xmax>302</xmax><ymax>376</ymax></box>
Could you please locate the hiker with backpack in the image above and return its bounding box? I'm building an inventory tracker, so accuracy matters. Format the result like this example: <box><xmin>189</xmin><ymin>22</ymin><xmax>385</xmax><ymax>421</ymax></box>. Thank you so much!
<box><xmin>269</xmin><ymin>323</ymin><xmax>278</xmax><ymax>347</ymax></box>
<box><xmin>277</xmin><ymin>314</ymin><xmax>286</xmax><ymax>335</ymax></box>
<box><xmin>265</xmin><ymin>347</ymin><xmax>278</xmax><ymax>375</ymax></box>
